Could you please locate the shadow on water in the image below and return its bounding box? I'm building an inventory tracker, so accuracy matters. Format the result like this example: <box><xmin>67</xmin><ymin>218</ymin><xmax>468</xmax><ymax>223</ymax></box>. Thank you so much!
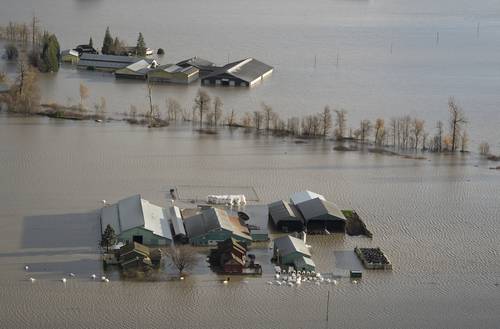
<box><xmin>21</xmin><ymin>211</ymin><xmax>100</xmax><ymax>250</ymax></box>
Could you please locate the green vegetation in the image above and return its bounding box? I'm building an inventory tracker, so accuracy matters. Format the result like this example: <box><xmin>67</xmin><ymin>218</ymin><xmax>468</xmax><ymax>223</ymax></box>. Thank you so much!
<box><xmin>100</xmin><ymin>224</ymin><xmax>117</xmax><ymax>252</ymax></box>
<box><xmin>136</xmin><ymin>32</ymin><xmax>146</xmax><ymax>57</ymax></box>
<box><xmin>101</xmin><ymin>27</ymin><xmax>113</xmax><ymax>54</ymax></box>
<box><xmin>40</xmin><ymin>32</ymin><xmax>60</xmax><ymax>72</ymax></box>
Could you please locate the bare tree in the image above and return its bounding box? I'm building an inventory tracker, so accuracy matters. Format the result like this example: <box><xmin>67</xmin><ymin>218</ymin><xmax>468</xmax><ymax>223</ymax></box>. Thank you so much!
<box><xmin>253</xmin><ymin>110</ymin><xmax>263</xmax><ymax>130</ymax></box>
<box><xmin>333</xmin><ymin>109</ymin><xmax>347</xmax><ymax>140</ymax></box>
<box><xmin>448</xmin><ymin>97</ymin><xmax>467</xmax><ymax>152</ymax></box>
<box><xmin>435</xmin><ymin>121</ymin><xmax>444</xmax><ymax>152</ymax></box>
<box><xmin>193</xmin><ymin>89</ymin><xmax>211</xmax><ymax>129</ymax></box>
<box><xmin>166</xmin><ymin>97</ymin><xmax>182</xmax><ymax>122</ymax></box>
<box><xmin>460</xmin><ymin>130</ymin><xmax>468</xmax><ymax>152</ymax></box>
<box><xmin>9</xmin><ymin>58</ymin><xmax>40</xmax><ymax>114</ymax></box>
<box><xmin>374</xmin><ymin>118</ymin><xmax>385</xmax><ymax>146</ymax></box>
<box><xmin>79</xmin><ymin>82</ymin><xmax>89</xmax><ymax>111</ymax></box>
<box><xmin>320</xmin><ymin>106</ymin><xmax>332</xmax><ymax>137</ymax></box>
<box><xmin>226</xmin><ymin>109</ymin><xmax>236</xmax><ymax>126</ymax></box>
<box><xmin>413</xmin><ymin>119</ymin><xmax>425</xmax><ymax>150</ymax></box>
<box><xmin>287</xmin><ymin>117</ymin><xmax>300</xmax><ymax>135</ymax></box>
<box><xmin>167</xmin><ymin>246</ymin><xmax>197</xmax><ymax>276</ymax></box>
<box><xmin>213</xmin><ymin>96</ymin><xmax>223</xmax><ymax>126</ymax></box>
<box><xmin>359</xmin><ymin>119</ymin><xmax>371</xmax><ymax>143</ymax></box>
<box><xmin>261</xmin><ymin>102</ymin><xmax>273</xmax><ymax>131</ymax></box>
<box><xmin>242</xmin><ymin>112</ymin><xmax>253</xmax><ymax>127</ymax></box>
<box><xmin>479</xmin><ymin>142</ymin><xmax>490</xmax><ymax>156</ymax></box>
<box><xmin>389</xmin><ymin>118</ymin><xmax>397</xmax><ymax>147</ymax></box>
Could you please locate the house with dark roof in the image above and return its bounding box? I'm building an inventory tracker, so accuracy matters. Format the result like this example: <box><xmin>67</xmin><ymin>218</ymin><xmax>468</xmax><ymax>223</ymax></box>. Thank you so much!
<box><xmin>273</xmin><ymin>235</ymin><xmax>315</xmax><ymax>271</ymax></box>
<box><xmin>295</xmin><ymin>198</ymin><xmax>347</xmax><ymax>233</ymax></box>
<box><xmin>268</xmin><ymin>200</ymin><xmax>305</xmax><ymax>232</ymax></box>
<box><xmin>201</xmin><ymin>58</ymin><xmax>273</xmax><ymax>87</ymax></box>
<box><xmin>100</xmin><ymin>194</ymin><xmax>176</xmax><ymax>246</ymax></box>
<box><xmin>77</xmin><ymin>54</ymin><xmax>141</xmax><ymax>72</ymax></box>
<box><xmin>183</xmin><ymin>207</ymin><xmax>252</xmax><ymax>246</ymax></box>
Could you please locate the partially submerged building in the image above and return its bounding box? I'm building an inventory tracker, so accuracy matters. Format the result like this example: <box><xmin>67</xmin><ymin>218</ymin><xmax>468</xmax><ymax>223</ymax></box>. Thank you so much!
<box><xmin>176</xmin><ymin>57</ymin><xmax>217</xmax><ymax>77</ymax></box>
<box><xmin>148</xmin><ymin>64</ymin><xmax>199</xmax><ymax>84</ymax></box>
<box><xmin>61</xmin><ymin>49</ymin><xmax>80</xmax><ymax>64</ymax></box>
<box><xmin>273</xmin><ymin>235</ymin><xmax>315</xmax><ymax>271</ymax></box>
<box><xmin>77</xmin><ymin>54</ymin><xmax>141</xmax><ymax>72</ymax></box>
<box><xmin>295</xmin><ymin>198</ymin><xmax>347</xmax><ymax>233</ymax></box>
<box><xmin>290</xmin><ymin>190</ymin><xmax>326</xmax><ymax>205</ymax></box>
<box><xmin>114</xmin><ymin>59</ymin><xmax>153</xmax><ymax>80</ymax></box>
<box><xmin>183</xmin><ymin>207</ymin><xmax>252</xmax><ymax>246</ymax></box>
<box><xmin>209</xmin><ymin>238</ymin><xmax>261</xmax><ymax>274</ymax></box>
<box><xmin>118</xmin><ymin>241</ymin><xmax>153</xmax><ymax>271</ymax></box>
<box><xmin>74</xmin><ymin>44</ymin><xmax>98</xmax><ymax>55</ymax></box>
<box><xmin>201</xmin><ymin>58</ymin><xmax>273</xmax><ymax>87</ymax></box>
<box><xmin>100</xmin><ymin>194</ymin><xmax>176</xmax><ymax>246</ymax></box>
<box><xmin>268</xmin><ymin>200</ymin><xmax>305</xmax><ymax>232</ymax></box>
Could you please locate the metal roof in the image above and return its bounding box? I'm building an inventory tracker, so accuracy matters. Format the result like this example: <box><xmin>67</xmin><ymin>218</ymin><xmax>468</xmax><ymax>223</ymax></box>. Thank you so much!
<box><xmin>124</xmin><ymin>59</ymin><xmax>151</xmax><ymax>72</ymax></box>
<box><xmin>79</xmin><ymin>54</ymin><xmax>141</xmax><ymax>63</ymax></box>
<box><xmin>61</xmin><ymin>49</ymin><xmax>79</xmax><ymax>57</ymax></box>
<box><xmin>169</xmin><ymin>206</ymin><xmax>186</xmax><ymax>236</ymax></box>
<box><xmin>176</xmin><ymin>56</ymin><xmax>215</xmax><ymax>68</ymax></box>
<box><xmin>100</xmin><ymin>194</ymin><xmax>173</xmax><ymax>241</ymax></box>
<box><xmin>184</xmin><ymin>208</ymin><xmax>250</xmax><ymax>240</ymax></box>
<box><xmin>204</xmin><ymin>58</ymin><xmax>273</xmax><ymax>84</ymax></box>
<box><xmin>273</xmin><ymin>235</ymin><xmax>311</xmax><ymax>257</ymax></box>
<box><xmin>290</xmin><ymin>190</ymin><xmax>326</xmax><ymax>205</ymax></box>
<box><xmin>268</xmin><ymin>200</ymin><xmax>304</xmax><ymax>224</ymax></box>
<box><xmin>293</xmin><ymin>255</ymin><xmax>316</xmax><ymax>269</ymax></box>
<box><xmin>295</xmin><ymin>198</ymin><xmax>346</xmax><ymax>222</ymax></box>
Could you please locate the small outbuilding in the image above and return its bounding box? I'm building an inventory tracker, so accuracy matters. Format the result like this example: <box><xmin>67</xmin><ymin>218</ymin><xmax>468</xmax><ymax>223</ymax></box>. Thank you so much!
<box><xmin>295</xmin><ymin>198</ymin><xmax>347</xmax><ymax>233</ymax></box>
<box><xmin>118</xmin><ymin>242</ymin><xmax>153</xmax><ymax>271</ymax></box>
<box><xmin>268</xmin><ymin>200</ymin><xmax>305</xmax><ymax>232</ymax></box>
<box><xmin>293</xmin><ymin>255</ymin><xmax>316</xmax><ymax>272</ymax></box>
<box><xmin>273</xmin><ymin>235</ymin><xmax>311</xmax><ymax>266</ymax></box>
<box><xmin>61</xmin><ymin>49</ymin><xmax>80</xmax><ymax>64</ymax></box>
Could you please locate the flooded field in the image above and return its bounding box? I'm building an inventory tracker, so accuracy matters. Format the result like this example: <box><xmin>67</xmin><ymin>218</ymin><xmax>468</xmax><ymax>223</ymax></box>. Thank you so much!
<box><xmin>0</xmin><ymin>116</ymin><xmax>499</xmax><ymax>328</ymax></box>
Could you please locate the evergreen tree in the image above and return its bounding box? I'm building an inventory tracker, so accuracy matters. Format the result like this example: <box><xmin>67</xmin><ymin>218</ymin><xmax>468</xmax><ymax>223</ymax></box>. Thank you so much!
<box><xmin>136</xmin><ymin>32</ymin><xmax>146</xmax><ymax>57</ymax></box>
<box><xmin>89</xmin><ymin>36</ymin><xmax>93</xmax><ymax>49</ymax></box>
<box><xmin>100</xmin><ymin>224</ymin><xmax>117</xmax><ymax>252</ymax></box>
<box><xmin>40</xmin><ymin>33</ymin><xmax>60</xmax><ymax>72</ymax></box>
<box><xmin>101</xmin><ymin>27</ymin><xmax>113</xmax><ymax>54</ymax></box>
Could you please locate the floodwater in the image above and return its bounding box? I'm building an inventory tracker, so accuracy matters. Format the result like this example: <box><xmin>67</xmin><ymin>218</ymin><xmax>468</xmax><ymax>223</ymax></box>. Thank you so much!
<box><xmin>1</xmin><ymin>0</ymin><xmax>500</xmax><ymax>151</ymax></box>
<box><xmin>0</xmin><ymin>0</ymin><xmax>500</xmax><ymax>327</ymax></box>
<box><xmin>0</xmin><ymin>115</ymin><xmax>499</xmax><ymax>328</ymax></box>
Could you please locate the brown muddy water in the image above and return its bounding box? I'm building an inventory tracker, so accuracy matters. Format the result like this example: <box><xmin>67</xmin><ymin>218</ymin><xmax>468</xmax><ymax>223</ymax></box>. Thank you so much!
<box><xmin>0</xmin><ymin>115</ymin><xmax>499</xmax><ymax>328</ymax></box>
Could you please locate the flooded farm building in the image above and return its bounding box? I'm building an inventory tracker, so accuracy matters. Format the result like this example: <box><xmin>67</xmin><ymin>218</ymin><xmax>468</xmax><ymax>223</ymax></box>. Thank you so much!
<box><xmin>268</xmin><ymin>200</ymin><xmax>305</xmax><ymax>232</ymax></box>
<box><xmin>77</xmin><ymin>54</ymin><xmax>142</xmax><ymax>72</ymax></box>
<box><xmin>100</xmin><ymin>194</ymin><xmax>178</xmax><ymax>246</ymax></box>
<box><xmin>295</xmin><ymin>198</ymin><xmax>346</xmax><ymax>233</ymax></box>
<box><xmin>201</xmin><ymin>58</ymin><xmax>273</xmax><ymax>87</ymax></box>
<box><xmin>273</xmin><ymin>235</ymin><xmax>316</xmax><ymax>271</ymax></box>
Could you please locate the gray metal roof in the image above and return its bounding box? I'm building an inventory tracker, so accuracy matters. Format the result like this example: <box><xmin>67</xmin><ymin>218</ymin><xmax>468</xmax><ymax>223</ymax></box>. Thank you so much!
<box><xmin>204</xmin><ymin>58</ymin><xmax>273</xmax><ymax>84</ymax></box>
<box><xmin>293</xmin><ymin>255</ymin><xmax>316</xmax><ymax>269</ymax></box>
<box><xmin>290</xmin><ymin>190</ymin><xmax>326</xmax><ymax>205</ymax></box>
<box><xmin>100</xmin><ymin>194</ymin><xmax>173</xmax><ymax>240</ymax></box>
<box><xmin>169</xmin><ymin>206</ymin><xmax>186</xmax><ymax>236</ymax></box>
<box><xmin>79</xmin><ymin>54</ymin><xmax>141</xmax><ymax>63</ymax></box>
<box><xmin>295</xmin><ymin>198</ymin><xmax>346</xmax><ymax>222</ymax></box>
<box><xmin>268</xmin><ymin>200</ymin><xmax>304</xmax><ymax>224</ymax></box>
<box><xmin>154</xmin><ymin>64</ymin><xmax>199</xmax><ymax>76</ymax></box>
<box><xmin>176</xmin><ymin>57</ymin><xmax>215</xmax><ymax>68</ymax></box>
<box><xmin>273</xmin><ymin>235</ymin><xmax>311</xmax><ymax>257</ymax></box>
<box><xmin>184</xmin><ymin>207</ymin><xmax>250</xmax><ymax>240</ymax></box>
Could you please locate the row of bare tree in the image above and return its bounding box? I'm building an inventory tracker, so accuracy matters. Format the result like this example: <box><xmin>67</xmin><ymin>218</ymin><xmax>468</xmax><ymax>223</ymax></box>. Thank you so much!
<box><xmin>0</xmin><ymin>17</ymin><xmax>42</xmax><ymax>49</ymax></box>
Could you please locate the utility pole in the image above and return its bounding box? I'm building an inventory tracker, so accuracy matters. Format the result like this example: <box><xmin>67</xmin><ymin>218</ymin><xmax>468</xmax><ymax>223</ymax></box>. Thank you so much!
<box><xmin>325</xmin><ymin>290</ymin><xmax>330</xmax><ymax>329</ymax></box>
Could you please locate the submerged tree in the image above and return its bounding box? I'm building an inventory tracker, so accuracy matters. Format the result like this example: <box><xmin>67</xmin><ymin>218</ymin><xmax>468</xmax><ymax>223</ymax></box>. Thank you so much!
<box><xmin>79</xmin><ymin>82</ymin><xmax>89</xmax><ymax>110</ymax></box>
<box><xmin>167</xmin><ymin>246</ymin><xmax>197</xmax><ymax>276</ymax></box>
<box><xmin>40</xmin><ymin>33</ymin><xmax>60</xmax><ymax>72</ymax></box>
<box><xmin>5</xmin><ymin>43</ymin><xmax>18</xmax><ymax>60</ymax></box>
<box><xmin>448</xmin><ymin>97</ymin><xmax>467</xmax><ymax>152</ymax></box>
<box><xmin>100</xmin><ymin>224</ymin><xmax>117</xmax><ymax>252</ymax></box>
<box><xmin>193</xmin><ymin>89</ymin><xmax>211</xmax><ymax>129</ymax></box>
<box><xmin>213</xmin><ymin>96</ymin><xmax>223</xmax><ymax>126</ymax></box>
<box><xmin>320</xmin><ymin>106</ymin><xmax>332</xmax><ymax>137</ymax></box>
<box><xmin>333</xmin><ymin>109</ymin><xmax>346</xmax><ymax>140</ymax></box>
